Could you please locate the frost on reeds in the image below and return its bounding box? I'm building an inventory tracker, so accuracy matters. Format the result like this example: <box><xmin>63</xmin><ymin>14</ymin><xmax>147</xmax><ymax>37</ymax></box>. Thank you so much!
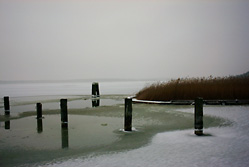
<box><xmin>136</xmin><ymin>76</ymin><xmax>249</xmax><ymax>101</ymax></box>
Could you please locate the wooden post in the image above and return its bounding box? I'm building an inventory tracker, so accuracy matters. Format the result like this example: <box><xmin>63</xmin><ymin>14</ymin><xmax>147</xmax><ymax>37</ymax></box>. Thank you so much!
<box><xmin>92</xmin><ymin>82</ymin><xmax>100</xmax><ymax>98</ymax></box>
<box><xmin>37</xmin><ymin>119</ymin><xmax>43</xmax><ymax>133</ymax></box>
<box><xmin>60</xmin><ymin>99</ymin><xmax>68</xmax><ymax>128</ymax></box>
<box><xmin>36</xmin><ymin>103</ymin><xmax>42</xmax><ymax>119</ymax></box>
<box><xmin>4</xmin><ymin>96</ymin><xmax>10</xmax><ymax>115</ymax></box>
<box><xmin>124</xmin><ymin>97</ymin><xmax>132</xmax><ymax>131</ymax></box>
<box><xmin>61</xmin><ymin>125</ymin><xmax>69</xmax><ymax>149</ymax></box>
<box><xmin>195</xmin><ymin>97</ymin><xmax>203</xmax><ymax>136</ymax></box>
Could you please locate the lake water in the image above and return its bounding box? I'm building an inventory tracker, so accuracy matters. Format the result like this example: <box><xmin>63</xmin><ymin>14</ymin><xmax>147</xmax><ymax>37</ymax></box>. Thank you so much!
<box><xmin>0</xmin><ymin>81</ymin><xmax>249</xmax><ymax>167</ymax></box>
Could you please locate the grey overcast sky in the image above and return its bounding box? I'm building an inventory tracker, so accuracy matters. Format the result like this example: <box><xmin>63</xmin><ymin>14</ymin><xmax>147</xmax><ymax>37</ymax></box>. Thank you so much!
<box><xmin>0</xmin><ymin>0</ymin><xmax>249</xmax><ymax>81</ymax></box>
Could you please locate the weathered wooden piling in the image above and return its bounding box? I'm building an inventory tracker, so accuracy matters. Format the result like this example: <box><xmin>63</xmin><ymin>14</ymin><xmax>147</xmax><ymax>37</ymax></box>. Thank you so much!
<box><xmin>61</xmin><ymin>126</ymin><xmax>69</xmax><ymax>149</ymax></box>
<box><xmin>37</xmin><ymin>119</ymin><xmax>43</xmax><ymax>133</ymax></box>
<box><xmin>4</xmin><ymin>96</ymin><xmax>10</xmax><ymax>115</ymax></box>
<box><xmin>36</xmin><ymin>103</ymin><xmax>42</xmax><ymax>119</ymax></box>
<box><xmin>92</xmin><ymin>82</ymin><xmax>100</xmax><ymax>98</ymax></box>
<box><xmin>60</xmin><ymin>99</ymin><xmax>68</xmax><ymax>128</ymax></box>
<box><xmin>195</xmin><ymin>97</ymin><xmax>203</xmax><ymax>136</ymax></box>
<box><xmin>124</xmin><ymin>97</ymin><xmax>132</xmax><ymax>131</ymax></box>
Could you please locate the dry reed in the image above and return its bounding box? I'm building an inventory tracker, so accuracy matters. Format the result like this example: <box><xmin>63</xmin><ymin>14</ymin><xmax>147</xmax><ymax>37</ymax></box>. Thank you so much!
<box><xmin>136</xmin><ymin>76</ymin><xmax>249</xmax><ymax>101</ymax></box>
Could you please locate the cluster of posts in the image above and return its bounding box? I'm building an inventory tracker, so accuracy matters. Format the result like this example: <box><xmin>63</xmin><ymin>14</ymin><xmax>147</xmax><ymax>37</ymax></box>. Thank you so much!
<box><xmin>2</xmin><ymin>82</ymin><xmax>204</xmax><ymax>139</ymax></box>
<box><xmin>35</xmin><ymin>100</ymin><xmax>69</xmax><ymax>148</ymax></box>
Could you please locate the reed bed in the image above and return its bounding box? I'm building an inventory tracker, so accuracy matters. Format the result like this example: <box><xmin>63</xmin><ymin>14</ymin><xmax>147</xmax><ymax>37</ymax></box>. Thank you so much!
<box><xmin>136</xmin><ymin>76</ymin><xmax>249</xmax><ymax>101</ymax></box>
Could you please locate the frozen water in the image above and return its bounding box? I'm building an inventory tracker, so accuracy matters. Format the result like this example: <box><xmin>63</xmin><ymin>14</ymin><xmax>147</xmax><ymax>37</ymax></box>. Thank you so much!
<box><xmin>39</xmin><ymin>106</ymin><xmax>249</xmax><ymax>167</ymax></box>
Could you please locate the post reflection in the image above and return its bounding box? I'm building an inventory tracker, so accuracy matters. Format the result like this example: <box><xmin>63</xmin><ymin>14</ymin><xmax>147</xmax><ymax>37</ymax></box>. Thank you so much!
<box><xmin>37</xmin><ymin>119</ymin><xmax>43</xmax><ymax>133</ymax></box>
<box><xmin>92</xmin><ymin>99</ymin><xmax>100</xmax><ymax>107</ymax></box>
<box><xmin>61</xmin><ymin>125</ymin><xmax>69</xmax><ymax>149</ymax></box>
<box><xmin>5</xmin><ymin>120</ymin><xmax>10</xmax><ymax>130</ymax></box>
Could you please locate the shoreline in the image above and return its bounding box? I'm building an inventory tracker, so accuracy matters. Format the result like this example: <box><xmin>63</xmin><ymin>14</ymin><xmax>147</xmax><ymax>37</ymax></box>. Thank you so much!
<box><xmin>133</xmin><ymin>98</ymin><xmax>249</xmax><ymax>105</ymax></box>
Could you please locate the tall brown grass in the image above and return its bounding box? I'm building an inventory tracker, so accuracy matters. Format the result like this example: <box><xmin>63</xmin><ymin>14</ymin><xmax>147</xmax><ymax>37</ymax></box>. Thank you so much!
<box><xmin>136</xmin><ymin>76</ymin><xmax>249</xmax><ymax>101</ymax></box>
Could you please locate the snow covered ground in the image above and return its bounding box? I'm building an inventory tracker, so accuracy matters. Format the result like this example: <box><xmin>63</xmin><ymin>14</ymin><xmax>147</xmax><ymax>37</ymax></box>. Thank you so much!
<box><xmin>40</xmin><ymin>106</ymin><xmax>249</xmax><ymax>167</ymax></box>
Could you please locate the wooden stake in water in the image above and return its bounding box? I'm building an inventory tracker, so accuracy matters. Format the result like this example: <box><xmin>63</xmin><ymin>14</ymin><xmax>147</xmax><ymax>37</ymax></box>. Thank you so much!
<box><xmin>36</xmin><ymin>103</ymin><xmax>42</xmax><ymax>119</ymax></box>
<box><xmin>195</xmin><ymin>97</ymin><xmax>203</xmax><ymax>136</ymax></box>
<box><xmin>124</xmin><ymin>97</ymin><xmax>132</xmax><ymax>131</ymax></box>
<box><xmin>4</xmin><ymin>96</ymin><xmax>10</xmax><ymax>115</ymax></box>
<box><xmin>92</xmin><ymin>82</ymin><xmax>100</xmax><ymax>98</ymax></box>
<box><xmin>60</xmin><ymin>99</ymin><xmax>68</xmax><ymax>128</ymax></box>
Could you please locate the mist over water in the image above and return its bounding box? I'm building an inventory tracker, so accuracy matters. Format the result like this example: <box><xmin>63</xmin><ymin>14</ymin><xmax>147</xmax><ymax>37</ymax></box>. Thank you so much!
<box><xmin>0</xmin><ymin>80</ymin><xmax>153</xmax><ymax>97</ymax></box>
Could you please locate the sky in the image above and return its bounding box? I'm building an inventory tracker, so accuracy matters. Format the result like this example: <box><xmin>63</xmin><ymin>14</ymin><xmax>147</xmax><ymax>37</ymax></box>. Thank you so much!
<box><xmin>0</xmin><ymin>0</ymin><xmax>249</xmax><ymax>81</ymax></box>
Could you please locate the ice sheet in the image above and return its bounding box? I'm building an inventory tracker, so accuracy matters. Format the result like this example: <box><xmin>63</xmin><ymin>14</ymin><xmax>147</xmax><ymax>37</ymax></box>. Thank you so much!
<box><xmin>40</xmin><ymin>106</ymin><xmax>249</xmax><ymax>167</ymax></box>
